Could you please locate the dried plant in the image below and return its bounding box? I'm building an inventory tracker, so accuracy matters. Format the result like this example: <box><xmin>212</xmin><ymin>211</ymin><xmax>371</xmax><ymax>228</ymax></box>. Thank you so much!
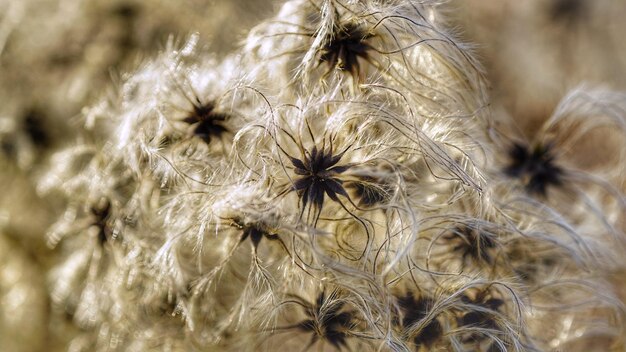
<box><xmin>1</xmin><ymin>0</ymin><xmax>626</xmax><ymax>351</ymax></box>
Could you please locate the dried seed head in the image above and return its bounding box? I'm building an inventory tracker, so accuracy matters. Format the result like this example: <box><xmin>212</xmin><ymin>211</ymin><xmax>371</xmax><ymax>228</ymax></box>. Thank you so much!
<box><xmin>505</xmin><ymin>142</ymin><xmax>563</xmax><ymax>196</ymax></box>
<box><xmin>348</xmin><ymin>174</ymin><xmax>391</xmax><ymax>207</ymax></box>
<box><xmin>182</xmin><ymin>99</ymin><xmax>230</xmax><ymax>144</ymax></box>
<box><xmin>22</xmin><ymin>107</ymin><xmax>50</xmax><ymax>149</ymax></box>
<box><xmin>231</xmin><ymin>217</ymin><xmax>278</xmax><ymax>249</ymax></box>
<box><xmin>457</xmin><ymin>288</ymin><xmax>506</xmax><ymax>344</ymax></box>
<box><xmin>396</xmin><ymin>293</ymin><xmax>444</xmax><ymax>348</ymax></box>
<box><xmin>443</xmin><ymin>226</ymin><xmax>498</xmax><ymax>268</ymax></box>
<box><xmin>90</xmin><ymin>198</ymin><xmax>112</xmax><ymax>245</ymax></box>
<box><xmin>319</xmin><ymin>22</ymin><xmax>375</xmax><ymax>80</ymax></box>
<box><xmin>294</xmin><ymin>291</ymin><xmax>357</xmax><ymax>350</ymax></box>
<box><xmin>288</xmin><ymin>142</ymin><xmax>352</xmax><ymax>223</ymax></box>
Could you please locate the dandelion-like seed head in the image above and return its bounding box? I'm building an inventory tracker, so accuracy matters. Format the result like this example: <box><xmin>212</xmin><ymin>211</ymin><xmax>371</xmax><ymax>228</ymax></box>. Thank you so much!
<box><xmin>505</xmin><ymin>142</ymin><xmax>563</xmax><ymax>196</ymax></box>
<box><xmin>347</xmin><ymin>173</ymin><xmax>392</xmax><ymax>207</ymax></box>
<box><xmin>229</xmin><ymin>215</ymin><xmax>281</xmax><ymax>250</ymax></box>
<box><xmin>89</xmin><ymin>197</ymin><xmax>113</xmax><ymax>245</ymax></box>
<box><xmin>319</xmin><ymin>20</ymin><xmax>375</xmax><ymax>81</ymax></box>
<box><xmin>181</xmin><ymin>98</ymin><xmax>230</xmax><ymax>145</ymax></box>
<box><xmin>274</xmin><ymin>290</ymin><xmax>360</xmax><ymax>351</ymax></box>
<box><xmin>289</xmin><ymin>140</ymin><xmax>352</xmax><ymax>223</ymax></box>
<box><xmin>443</xmin><ymin>225</ymin><xmax>498</xmax><ymax>268</ymax></box>
<box><xmin>395</xmin><ymin>292</ymin><xmax>444</xmax><ymax>349</ymax></box>
<box><xmin>456</xmin><ymin>286</ymin><xmax>508</xmax><ymax>347</ymax></box>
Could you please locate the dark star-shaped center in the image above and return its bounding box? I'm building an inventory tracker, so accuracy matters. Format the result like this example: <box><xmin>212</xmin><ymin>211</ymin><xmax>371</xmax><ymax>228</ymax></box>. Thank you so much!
<box><xmin>289</xmin><ymin>144</ymin><xmax>351</xmax><ymax>217</ymax></box>
<box><xmin>296</xmin><ymin>292</ymin><xmax>355</xmax><ymax>350</ymax></box>
<box><xmin>396</xmin><ymin>293</ymin><xmax>443</xmax><ymax>348</ymax></box>
<box><xmin>182</xmin><ymin>100</ymin><xmax>229</xmax><ymax>144</ymax></box>
<box><xmin>505</xmin><ymin>142</ymin><xmax>563</xmax><ymax>196</ymax></box>
<box><xmin>320</xmin><ymin>22</ymin><xmax>374</xmax><ymax>79</ymax></box>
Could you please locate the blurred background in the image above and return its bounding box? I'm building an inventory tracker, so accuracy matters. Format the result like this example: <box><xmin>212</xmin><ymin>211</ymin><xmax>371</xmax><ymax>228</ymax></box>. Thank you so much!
<box><xmin>448</xmin><ymin>0</ymin><xmax>626</xmax><ymax>134</ymax></box>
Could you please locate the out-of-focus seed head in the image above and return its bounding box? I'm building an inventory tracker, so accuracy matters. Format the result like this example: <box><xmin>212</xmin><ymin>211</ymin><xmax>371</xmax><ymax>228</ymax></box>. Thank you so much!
<box><xmin>182</xmin><ymin>99</ymin><xmax>231</xmax><ymax>144</ymax></box>
<box><xmin>505</xmin><ymin>142</ymin><xmax>563</xmax><ymax>196</ymax></box>
<box><xmin>395</xmin><ymin>292</ymin><xmax>444</xmax><ymax>349</ymax></box>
